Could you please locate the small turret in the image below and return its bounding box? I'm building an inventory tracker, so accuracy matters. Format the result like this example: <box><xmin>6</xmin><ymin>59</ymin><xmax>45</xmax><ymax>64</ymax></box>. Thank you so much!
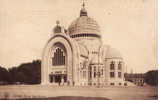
<box><xmin>53</xmin><ymin>20</ymin><xmax>62</xmax><ymax>33</ymax></box>
<box><xmin>53</xmin><ymin>20</ymin><xmax>68</xmax><ymax>35</ymax></box>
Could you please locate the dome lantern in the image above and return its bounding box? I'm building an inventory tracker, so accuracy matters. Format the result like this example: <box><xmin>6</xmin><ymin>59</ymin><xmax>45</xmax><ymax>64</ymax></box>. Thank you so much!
<box><xmin>80</xmin><ymin>2</ymin><xmax>87</xmax><ymax>17</ymax></box>
<box><xmin>68</xmin><ymin>1</ymin><xmax>101</xmax><ymax>38</ymax></box>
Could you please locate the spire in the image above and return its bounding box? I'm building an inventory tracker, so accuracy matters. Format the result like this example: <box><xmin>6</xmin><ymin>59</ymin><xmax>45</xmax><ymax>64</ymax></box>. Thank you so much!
<box><xmin>82</xmin><ymin>0</ymin><xmax>85</xmax><ymax>8</ymax></box>
<box><xmin>80</xmin><ymin>0</ymin><xmax>87</xmax><ymax>17</ymax></box>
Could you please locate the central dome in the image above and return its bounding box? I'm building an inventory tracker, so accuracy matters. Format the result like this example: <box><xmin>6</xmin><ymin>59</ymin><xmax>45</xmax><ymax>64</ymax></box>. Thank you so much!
<box><xmin>68</xmin><ymin>6</ymin><xmax>101</xmax><ymax>38</ymax></box>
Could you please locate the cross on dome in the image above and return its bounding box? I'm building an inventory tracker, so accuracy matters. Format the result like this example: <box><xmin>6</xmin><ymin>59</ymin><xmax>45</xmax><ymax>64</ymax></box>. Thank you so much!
<box><xmin>82</xmin><ymin>0</ymin><xmax>85</xmax><ymax>8</ymax></box>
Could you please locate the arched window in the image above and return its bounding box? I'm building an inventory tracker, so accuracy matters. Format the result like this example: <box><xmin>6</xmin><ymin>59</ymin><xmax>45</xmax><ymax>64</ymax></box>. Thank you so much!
<box><xmin>94</xmin><ymin>72</ymin><xmax>96</xmax><ymax>78</ymax></box>
<box><xmin>110</xmin><ymin>72</ymin><xmax>115</xmax><ymax>78</ymax></box>
<box><xmin>101</xmin><ymin>69</ymin><xmax>104</xmax><ymax>75</ymax></box>
<box><xmin>89</xmin><ymin>66</ymin><xmax>92</xmax><ymax>78</ymax></box>
<box><xmin>118</xmin><ymin>62</ymin><xmax>122</xmax><ymax>70</ymax></box>
<box><xmin>110</xmin><ymin>61</ymin><xmax>115</xmax><ymax>70</ymax></box>
<box><xmin>52</xmin><ymin>48</ymin><xmax>65</xmax><ymax>66</ymax></box>
<box><xmin>118</xmin><ymin>72</ymin><xmax>122</xmax><ymax>78</ymax></box>
<box><xmin>94</xmin><ymin>66</ymin><xmax>96</xmax><ymax>78</ymax></box>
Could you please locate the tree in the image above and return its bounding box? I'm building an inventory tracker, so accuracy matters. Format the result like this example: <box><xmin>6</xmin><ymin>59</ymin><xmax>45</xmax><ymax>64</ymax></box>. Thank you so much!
<box><xmin>8</xmin><ymin>67</ymin><xmax>18</xmax><ymax>83</ymax></box>
<box><xmin>8</xmin><ymin>60</ymin><xmax>41</xmax><ymax>84</ymax></box>
<box><xmin>0</xmin><ymin>66</ymin><xmax>10</xmax><ymax>84</ymax></box>
<box><xmin>145</xmin><ymin>70</ymin><xmax>158</xmax><ymax>86</ymax></box>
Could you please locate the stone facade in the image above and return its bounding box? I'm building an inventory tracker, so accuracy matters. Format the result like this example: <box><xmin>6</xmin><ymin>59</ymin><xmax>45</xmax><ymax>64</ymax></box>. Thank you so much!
<box><xmin>41</xmin><ymin>4</ymin><xmax>126</xmax><ymax>86</ymax></box>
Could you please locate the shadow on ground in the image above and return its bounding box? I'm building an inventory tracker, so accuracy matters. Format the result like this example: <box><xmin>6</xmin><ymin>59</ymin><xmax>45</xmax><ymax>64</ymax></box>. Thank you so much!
<box><xmin>1</xmin><ymin>96</ymin><xmax>110</xmax><ymax>100</ymax></box>
<box><xmin>150</xmin><ymin>95</ymin><xmax>158</xmax><ymax>99</ymax></box>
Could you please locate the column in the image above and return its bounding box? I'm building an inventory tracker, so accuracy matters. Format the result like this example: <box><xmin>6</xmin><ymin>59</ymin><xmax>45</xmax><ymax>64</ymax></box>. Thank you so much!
<box><xmin>61</xmin><ymin>75</ymin><xmax>64</xmax><ymax>85</ymax></box>
<box><xmin>52</xmin><ymin>75</ymin><xmax>55</xmax><ymax>83</ymax></box>
<box><xmin>115</xmin><ymin>61</ymin><xmax>117</xmax><ymax>78</ymax></box>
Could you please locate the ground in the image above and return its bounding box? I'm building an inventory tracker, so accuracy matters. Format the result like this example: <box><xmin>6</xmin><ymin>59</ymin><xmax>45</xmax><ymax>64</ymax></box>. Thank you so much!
<box><xmin>0</xmin><ymin>85</ymin><xmax>158</xmax><ymax>100</ymax></box>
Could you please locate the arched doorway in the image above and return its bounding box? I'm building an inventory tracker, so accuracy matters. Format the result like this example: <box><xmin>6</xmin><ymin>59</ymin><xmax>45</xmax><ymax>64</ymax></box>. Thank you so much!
<box><xmin>41</xmin><ymin>34</ymin><xmax>79</xmax><ymax>86</ymax></box>
<box><xmin>49</xmin><ymin>43</ymin><xmax>67</xmax><ymax>85</ymax></box>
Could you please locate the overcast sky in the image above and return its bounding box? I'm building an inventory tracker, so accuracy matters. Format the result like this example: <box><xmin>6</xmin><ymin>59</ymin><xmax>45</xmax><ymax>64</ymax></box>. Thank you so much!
<box><xmin>0</xmin><ymin>0</ymin><xmax>158</xmax><ymax>73</ymax></box>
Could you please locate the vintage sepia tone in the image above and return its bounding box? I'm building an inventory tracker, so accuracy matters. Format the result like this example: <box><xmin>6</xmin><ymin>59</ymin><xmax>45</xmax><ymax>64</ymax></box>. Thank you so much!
<box><xmin>0</xmin><ymin>0</ymin><xmax>158</xmax><ymax>100</ymax></box>
<box><xmin>41</xmin><ymin>3</ymin><xmax>125</xmax><ymax>86</ymax></box>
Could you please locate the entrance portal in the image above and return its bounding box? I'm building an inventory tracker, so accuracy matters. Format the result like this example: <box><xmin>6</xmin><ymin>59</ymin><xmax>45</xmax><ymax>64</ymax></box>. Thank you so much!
<box><xmin>55</xmin><ymin>75</ymin><xmax>61</xmax><ymax>83</ymax></box>
<box><xmin>49</xmin><ymin>74</ymin><xmax>67</xmax><ymax>85</ymax></box>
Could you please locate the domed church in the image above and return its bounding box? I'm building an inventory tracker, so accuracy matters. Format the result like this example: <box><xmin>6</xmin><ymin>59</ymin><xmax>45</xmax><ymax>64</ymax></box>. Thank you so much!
<box><xmin>41</xmin><ymin>3</ymin><xmax>125</xmax><ymax>86</ymax></box>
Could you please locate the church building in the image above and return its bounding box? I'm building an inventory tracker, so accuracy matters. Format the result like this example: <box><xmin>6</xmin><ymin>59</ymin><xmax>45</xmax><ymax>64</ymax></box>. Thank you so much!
<box><xmin>41</xmin><ymin>3</ymin><xmax>125</xmax><ymax>86</ymax></box>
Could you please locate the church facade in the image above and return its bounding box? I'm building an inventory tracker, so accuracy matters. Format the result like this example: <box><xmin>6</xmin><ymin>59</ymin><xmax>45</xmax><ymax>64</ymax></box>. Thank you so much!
<box><xmin>41</xmin><ymin>4</ymin><xmax>125</xmax><ymax>86</ymax></box>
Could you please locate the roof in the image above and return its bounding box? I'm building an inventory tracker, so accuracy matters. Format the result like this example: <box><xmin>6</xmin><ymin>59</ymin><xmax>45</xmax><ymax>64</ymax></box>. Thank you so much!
<box><xmin>125</xmin><ymin>73</ymin><xmax>146</xmax><ymax>78</ymax></box>
<box><xmin>68</xmin><ymin>6</ymin><xmax>100</xmax><ymax>38</ymax></box>
<box><xmin>105</xmin><ymin>47</ymin><xmax>122</xmax><ymax>59</ymax></box>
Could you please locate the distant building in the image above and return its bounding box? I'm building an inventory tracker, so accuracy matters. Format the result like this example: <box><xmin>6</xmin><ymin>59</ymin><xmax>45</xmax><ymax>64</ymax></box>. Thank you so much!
<box><xmin>41</xmin><ymin>3</ymin><xmax>126</xmax><ymax>86</ymax></box>
<box><xmin>124</xmin><ymin>73</ymin><xmax>145</xmax><ymax>86</ymax></box>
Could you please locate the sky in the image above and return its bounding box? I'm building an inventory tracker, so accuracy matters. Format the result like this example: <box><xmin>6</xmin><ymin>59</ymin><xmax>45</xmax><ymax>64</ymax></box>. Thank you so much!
<box><xmin>0</xmin><ymin>0</ymin><xmax>158</xmax><ymax>73</ymax></box>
